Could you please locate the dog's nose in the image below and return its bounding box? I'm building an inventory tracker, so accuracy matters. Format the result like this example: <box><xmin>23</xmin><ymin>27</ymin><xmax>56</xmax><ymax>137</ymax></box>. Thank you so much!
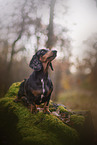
<box><xmin>52</xmin><ymin>50</ymin><xmax>57</xmax><ymax>56</ymax></box>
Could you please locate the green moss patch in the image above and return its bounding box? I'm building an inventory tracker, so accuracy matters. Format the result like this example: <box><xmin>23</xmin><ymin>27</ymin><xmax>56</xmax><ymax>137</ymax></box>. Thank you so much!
<box><xmin>68</xmin><ymin>113</ymin><xmax>94</xmax><ymax>145</ymax></box>
<box><xmin>69</xmin><ymin>115</ymin><xmax>85</xmax><ymax>132</ymax></box>
<box><xmin>58</xmin><ymin>106</ymin><xmax>70</xmax><ymax>114</ymax></box>
<box><xmin>0</xmin><ymin>82</ymin><xmax>79</xmax><ymax>145</ymax></box>
<box><xmin>5</xmin><ymin>82</ymin><xmax>21</xmax><ymax>98</ymax></box>
<box><xmin>0</xmin><ymin>82</ymin><xmax>94</xmax><ymax>145</ymax></box>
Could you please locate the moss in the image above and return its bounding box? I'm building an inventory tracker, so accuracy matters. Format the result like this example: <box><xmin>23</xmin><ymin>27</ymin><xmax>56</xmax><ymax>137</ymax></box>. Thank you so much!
<box><xmin>68</xmin><ymin>114</ymin><xmax>94</xmax><ymax>145</ymax></box>
<box><xmin>5</xmin><ymin>82</ymin><xmax>21</xmax><ymax>98</ymax></box>
<box><xmin>49</xmin><ymin>102</ymin><xmax>57</xmax><ymax>112</ymax></box>
<box><xmin>58</xmin><ymin>106</ymin><xmax>70</xmax><ymax>114</ymax></box>
<box><xmin>0</xmin><ymin>82</ymin><xmax>79</xmax><ymax>145</ymax></box>
<box><xmin>69</xmin><ymin>115</ymin><xmax>85</xmax><ymax>131</ymax></box>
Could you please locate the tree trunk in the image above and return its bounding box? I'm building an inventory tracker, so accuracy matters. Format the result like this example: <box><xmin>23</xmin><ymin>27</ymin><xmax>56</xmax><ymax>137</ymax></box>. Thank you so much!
<box><xmin>8</xmin><ymin>0</ymin><xmax>27</xmax><ymax>71</ymax></box>
<box><xmin>46</xmin><ymin>0</ymin><xmax>56</xmax><ymax>50</ymax></box>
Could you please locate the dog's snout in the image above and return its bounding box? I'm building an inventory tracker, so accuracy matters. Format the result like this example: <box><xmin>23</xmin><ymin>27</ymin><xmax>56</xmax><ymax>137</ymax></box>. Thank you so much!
<box><xmin>52</xmin><ymin>50</ymin><xmax>57</xmax><ymax>56</ymax></box>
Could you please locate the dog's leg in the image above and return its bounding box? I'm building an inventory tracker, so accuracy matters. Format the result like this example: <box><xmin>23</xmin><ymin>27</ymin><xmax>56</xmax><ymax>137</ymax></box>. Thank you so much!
<box><xmin>43</xmin><ymin>101</ymin><xmax>51</xmax><ymax>114</ymax></box>
<box><xmin>43</xmin><ymin>88</ymin><xmax>53</xmax><ymax>114</ymax></box>
<box><xmin>43</xmin><ymin>91</ymin><xmax>52</xmax><ymax>114</ymax></box>
<box><xmin>14</xmin><ymin>80</ymin><xmax>26</xmax><ymax>103</ymax></box>
<box><xmin>31</xmin><ymin>103</ymin><xmax>38</xmax><ymax>114</ymax></box>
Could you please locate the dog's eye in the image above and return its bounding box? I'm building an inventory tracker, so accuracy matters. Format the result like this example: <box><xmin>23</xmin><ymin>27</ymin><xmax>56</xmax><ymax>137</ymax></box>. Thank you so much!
<box><xmin>41</xmin><ymin>50</ymin><xmax>46</xmax><ymax>55</ymax></box>
<box><xmin>41</xmin><ymin>50</ymin><xmax>45</xmax><ymax>53</ymax></box>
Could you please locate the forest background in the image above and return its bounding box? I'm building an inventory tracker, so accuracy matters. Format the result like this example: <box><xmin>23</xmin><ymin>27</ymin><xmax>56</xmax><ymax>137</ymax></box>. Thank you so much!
<box><xmin>0</xmin><ymin>0</ymin><xmax>97</xmax><ymax>133</ymax></box>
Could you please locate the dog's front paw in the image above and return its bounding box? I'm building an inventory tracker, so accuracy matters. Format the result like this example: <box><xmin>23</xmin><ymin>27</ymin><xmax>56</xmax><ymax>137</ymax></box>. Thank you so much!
<box><xmin>31</xmin><ymin>104</ymin><xmax>39</xmax><ymax>114</ymax></box>
<box><xmin>43</xmin><ymin>106</ymin><xmax>51</xmax><ymax>114</ymax></box>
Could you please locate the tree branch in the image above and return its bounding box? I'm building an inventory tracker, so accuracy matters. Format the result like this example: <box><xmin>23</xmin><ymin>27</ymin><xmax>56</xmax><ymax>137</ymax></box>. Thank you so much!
<box><xmin>14</xmin><ymin>47</ymin><xmax>26</xmax><ymax>54</ymax></box>
<box><xmin>8</xmin><ymin>0</ymin><xmax>27</xmax><ymax>70</ymax></box>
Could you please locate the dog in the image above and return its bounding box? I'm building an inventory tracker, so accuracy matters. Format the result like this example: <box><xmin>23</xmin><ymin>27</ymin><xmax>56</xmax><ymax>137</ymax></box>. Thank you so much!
<box><xmin>15</xmin><ymin>49</ymin><xmax>57</xmax><ymax>114</ymax></box>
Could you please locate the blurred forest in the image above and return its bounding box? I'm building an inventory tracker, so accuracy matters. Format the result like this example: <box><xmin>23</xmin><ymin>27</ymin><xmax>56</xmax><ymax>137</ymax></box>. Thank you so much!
<box><xmin>0</xmin><ymin>0</ymin><xmax>97</xmax><ymax>135</ymax></box>
<box><xmin>0</xmin><ymin>0</ymin><xmax>71</xmax><ymax>96</ymax></box>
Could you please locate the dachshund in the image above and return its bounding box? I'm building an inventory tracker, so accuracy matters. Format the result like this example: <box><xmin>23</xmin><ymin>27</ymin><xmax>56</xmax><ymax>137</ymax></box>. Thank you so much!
<box><xmin>15</xmin><ymin>49</ymin><xmax>57</xmax><ymax>114</ymax></box>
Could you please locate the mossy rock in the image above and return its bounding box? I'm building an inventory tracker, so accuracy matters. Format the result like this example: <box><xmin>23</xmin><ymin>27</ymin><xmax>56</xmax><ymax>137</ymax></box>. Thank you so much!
<box><xmin>67</xmin><ymin>112</ymin><xmax>94</xmax><ymax>145</ymax></box>
<box><xmin>0</xmin><ymin>82</ymin><xmax>79</xmax><ymax>145</ymax></box>
<box><xmin>69</xmin><ymin>115</ymin><xmax>85</xmax><ymax>130</ymax></box>
<box><xmin>0</xmin><ymin>82</ymin><xmax>94</xmax><ymax>145</ymax></box>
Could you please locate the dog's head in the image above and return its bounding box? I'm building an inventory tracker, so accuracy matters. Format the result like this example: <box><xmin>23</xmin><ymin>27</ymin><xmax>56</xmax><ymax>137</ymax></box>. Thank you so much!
<box><xmin>29</xmin><ymin>49</ymin><xmax>57</xmax><ymax>71</ymax></box>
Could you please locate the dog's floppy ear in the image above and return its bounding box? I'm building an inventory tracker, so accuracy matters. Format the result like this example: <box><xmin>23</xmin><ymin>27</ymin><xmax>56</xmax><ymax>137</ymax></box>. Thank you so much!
<box><xmin>50</xmin><ymin>62</ymin><xmax>54</xmax><ymax>71</ymax></box>
<box><xmin>29</xmin><ymin>55</ymin><xmax>42</xmax><ymax>71</ymax></box>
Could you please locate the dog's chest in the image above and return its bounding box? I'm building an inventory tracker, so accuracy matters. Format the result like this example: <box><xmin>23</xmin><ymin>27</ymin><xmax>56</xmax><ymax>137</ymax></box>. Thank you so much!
<box><xmin>41</xmin><ymin>79</ymin><xmax>49</xmax><ymax>94</ymax></box>
<box><xmin>31</xmin><ymin>78</ymin><xmax>51</xmax><ymax>96</ymax></box>
<box><xmin>32</xmin><ymin>78</ymin><xmax>51</xmax><ymax>104</ymax></box>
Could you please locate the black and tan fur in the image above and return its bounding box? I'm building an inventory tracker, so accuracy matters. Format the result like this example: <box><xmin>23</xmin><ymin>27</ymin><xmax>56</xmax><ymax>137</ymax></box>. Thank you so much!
<box><xmin>15</xmin><ymin>49</ymin><xmax>57</xmax><ymax>114</ymax></box>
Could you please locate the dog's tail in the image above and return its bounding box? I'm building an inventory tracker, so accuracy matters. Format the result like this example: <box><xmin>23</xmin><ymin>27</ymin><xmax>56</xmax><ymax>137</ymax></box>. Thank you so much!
<box><xmin>14</xmin><ymin>79</ymin><xmax>30</xmax><ymax>107</ymax></box>
<box><xmin>18</xmin><ymin>79</ymin><xmax>27</xmax><ymax>99</ymax></box>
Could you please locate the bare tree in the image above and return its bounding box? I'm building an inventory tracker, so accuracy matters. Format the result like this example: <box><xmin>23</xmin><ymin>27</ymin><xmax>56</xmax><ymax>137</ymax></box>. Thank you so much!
<box><xmin>46</xmin><ymin>0</ymin><xmax>56</xmax><ymax>49</ymax></box>
<box><xmin>0</xmin><ymin>0</ymin><xmax>71</xmax><ymax>96</ymax></box>
<box><xmin>8</xmin><ymin>0</ymin><xmax>28</xmax><ymax>70</ymax></box>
